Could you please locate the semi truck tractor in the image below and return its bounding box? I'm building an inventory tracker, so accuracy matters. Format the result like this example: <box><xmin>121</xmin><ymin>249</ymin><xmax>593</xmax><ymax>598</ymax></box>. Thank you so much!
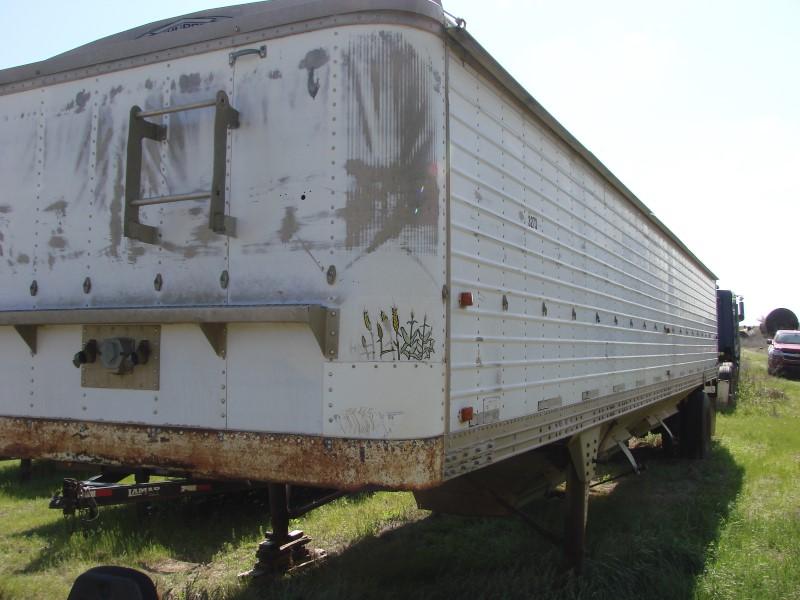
<box><xmin>715</xmin><ymin>290</ymin><xmax>744</xmax><ymax>407</ymax></box>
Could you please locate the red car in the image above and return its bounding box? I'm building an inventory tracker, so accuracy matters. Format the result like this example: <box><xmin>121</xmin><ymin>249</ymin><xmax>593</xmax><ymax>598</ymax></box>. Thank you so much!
<box><xmin>767</xmin><ymin>330</ymin><xmax>800</xmax><ymax>376</ymax></box>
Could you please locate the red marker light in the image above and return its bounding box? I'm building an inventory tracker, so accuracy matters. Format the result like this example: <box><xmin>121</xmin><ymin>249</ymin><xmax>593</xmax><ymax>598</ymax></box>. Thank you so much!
<box><xmin>459</xmin><ymin>406</ymin><xmax>474</xmax><ymax>423</ymax></box>
<box><xmin>459</xmin><ymin>292</ymin><xmax>474</xmax><ymax>308</ymax></box>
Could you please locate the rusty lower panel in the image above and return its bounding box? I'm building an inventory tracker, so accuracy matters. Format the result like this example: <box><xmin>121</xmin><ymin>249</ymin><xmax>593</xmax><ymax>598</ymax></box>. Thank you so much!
<box><xmin>0</xmin><ymin>417</ymin><xmax>444</xmax><ymax>491</ymax></box>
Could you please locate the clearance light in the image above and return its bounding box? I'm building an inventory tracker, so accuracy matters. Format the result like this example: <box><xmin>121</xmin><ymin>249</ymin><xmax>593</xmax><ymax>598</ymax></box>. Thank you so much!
<box><xmin>459</xmin><ymin>292</ymin><xmax>474</xmax><ymax>308</ymax></box>
<box><xmin>458</xmin><ymin>406</ymin><xmax>474</xmax><ymax>423</ymax></box>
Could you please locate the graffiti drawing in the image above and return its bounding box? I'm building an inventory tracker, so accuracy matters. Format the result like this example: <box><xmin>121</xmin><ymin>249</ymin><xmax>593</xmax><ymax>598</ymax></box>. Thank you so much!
<box><xmin>361</xmin><ymin>307</ymin><xmax>435</xmax><ymax>361</ymax></box>
<box><xmin>333</xmin><ymin>407</ymin><xmax>404</xmax><ymax>437</ymax></box>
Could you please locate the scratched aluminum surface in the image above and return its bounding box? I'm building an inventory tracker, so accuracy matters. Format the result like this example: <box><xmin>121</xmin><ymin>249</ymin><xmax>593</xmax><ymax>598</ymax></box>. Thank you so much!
<box><xmin>0</xmin><ymin>54</ymin><xmax>232</xmax><ymax>310</ymax></box>
<box><xmin>447</xmin><ymin>56</ymin><xmax>718</xmax><ymax>434</ymax></box>
<box><xmin>0</xmin><ymin>417</ymin><xmax>444</xmax><ymax>489</ymax></box>
<box><xmin>0</xmin><ymin>22</ymin><xmax>448</xmax><ymax>444</ymax></box>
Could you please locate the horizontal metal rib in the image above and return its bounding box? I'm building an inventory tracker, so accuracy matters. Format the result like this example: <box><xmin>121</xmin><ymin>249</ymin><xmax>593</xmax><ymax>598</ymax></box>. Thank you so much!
<box><xmin>451</xmin><ymin>351</ymin><xmax>716</xmax><ymax>371</ymax></box>
<box><xmin>451</xmin><ymin>193</ymin><xmax>714</xmax><ymax>316</ymax></box>
<box><xmin>450</xmin><ymin>251</ymin><xmax>717</xmax><ymax>334</ymax></box>
<box><xmin>451</xmin><ymin>217</ymin><xmax>714</xmax><ymax>325</ymax></box>
<box><xmin>449</xmin><ymin>277</ymin><xmax>713</xmax><ymax>333</ymax></box>
<box><xmin>448</xmin><ymin>104</ymin><xmax>715</xmax><ymax>302</ymax></box>
<box><xmin>449</xmin><ymin>357</ymin><xmax>715</xmax><ymax>400</ymax></box>
<box><xmin>451</xmin><ymin>334</ymin><xmax>713</xmax><ymax>348</ymax></box>
<box><xmin>449</xmin><ymin>143</ymin><xmax>714</xmax><ymax>308</ymax></box>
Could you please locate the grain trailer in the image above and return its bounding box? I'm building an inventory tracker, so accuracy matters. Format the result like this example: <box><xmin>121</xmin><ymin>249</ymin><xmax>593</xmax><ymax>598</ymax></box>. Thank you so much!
<box><xmin>0</xmin><ymin>0</ymin><xmax>719</xmax><ymax>569</ymax></box>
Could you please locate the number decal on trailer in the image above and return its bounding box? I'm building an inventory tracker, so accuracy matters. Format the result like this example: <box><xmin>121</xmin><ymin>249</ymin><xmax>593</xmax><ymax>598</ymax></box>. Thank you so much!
<box><xmin>520</xmin><ymin>211</ymin><xmax>539</xmax><ymax>231</ymax></box>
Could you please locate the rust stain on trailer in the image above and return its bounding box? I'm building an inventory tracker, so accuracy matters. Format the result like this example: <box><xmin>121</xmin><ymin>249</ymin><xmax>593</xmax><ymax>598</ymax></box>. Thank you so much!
<box><xmin>178</xmin><ymin>73</ymin><xmax>202</xmax><ymax>94</ymax></box>
<box><xmin>63</xmin><ymin>90</ymin><xmax>91</xmax><ymax>113</ymax></box>
<box><xmin>94</xmin><ymin>121</ymin><xmax>114</xmax><ymax>209</ymax></box>
<box><xmin>279</xmin><ymin>206</ymin><xmax>300</xmax><ymax>243</ymax></box>
<box><xmin>156</xmin><ymin>219</ymin><xmax>221</xmax><ymax>260</ymax></box>
<box><xmin>48</xmin><ymin>235</ymin><xmax>67</xmax><ymax>249</ymax></box>
<box><xmin>75</xmin><ymin>90</ymin><xmax>91</xmax><ymax>114</ymax></box>
<box><xmin>44</xmin><ymin>200</ymin><xmax>67</xmax><ymax>214</ymax></box>
<box><xmin>78</xmin><ymin>119</ymin><xmax>93</xmax><ymax>175</ymax></box>
<box><xmin>107</xmin><ymin>153</ymin><xmax>124</xmax><ymax>258</ymax></box>
<box><xmin>0</xmin><ymin>417</ymin><xmax>444</xmax><ymax>490</ymax></box>
<box><xmin>127</xmin><ymin>246</ymin><xmax>146</xmax><ymax>263</ymax></box>
<box><xmin>299</xmin><ymin>48</ymin><xmax>329</xmax><ymax>99</ymax></box>
<box><xmin>341</xmin><ymin>32</ymin><xmax>439</xmax><ymax>256</ymax></box>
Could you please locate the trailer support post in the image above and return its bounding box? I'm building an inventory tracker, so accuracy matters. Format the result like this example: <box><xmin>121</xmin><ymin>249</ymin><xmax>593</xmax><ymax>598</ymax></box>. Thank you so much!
<box><xmin>564</xmin><ymin>426</ymin><xmax>601</xmax><ymax>572</ymax></box>
<box><xmin>19</xmin><ymin>458</ymin><xmax>32</xmax><ymax>482</ymax></box>
<box><xmin>564</xmin><ymin>460</ymin><xmax>588</xmax><ymax>571</ymax></box>
<box><xmin>242</xmin><ymin>484</ymin><xmax>324</xmax><ymax>577</ymax></box>
<box><xmin>268</xmin><ymin>483</ymin><xmax>290</xmax><ymax>543</ymax></box>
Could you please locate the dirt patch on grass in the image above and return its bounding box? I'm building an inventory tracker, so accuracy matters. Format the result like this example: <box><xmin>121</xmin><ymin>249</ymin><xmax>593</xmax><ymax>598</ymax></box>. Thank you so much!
<box><xmin>142</xmin><ymin>558</ymin><xmax>200</xmax><ymax>574</ymax></box>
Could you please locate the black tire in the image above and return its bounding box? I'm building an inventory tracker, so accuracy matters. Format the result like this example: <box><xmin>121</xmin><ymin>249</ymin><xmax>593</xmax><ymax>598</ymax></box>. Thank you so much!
<box><xmin>68</xmin><ymin>566</ymin><xmax>158</xmax><ymax>600</ymax></box>
<box><xmin>680</xmin><ymin>388</ymin><xmax>712</xmax><ymax>459</ymax></box>
<box><xmin>729</xmin><ymin>366</ymin><xmax>739</xmax><ymax>408</ymax></box>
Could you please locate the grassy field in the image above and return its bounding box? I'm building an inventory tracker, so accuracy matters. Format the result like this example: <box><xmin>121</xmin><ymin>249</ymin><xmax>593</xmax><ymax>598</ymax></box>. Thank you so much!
<box><xmin>1</xmin><ymin>347</ymin><xmax>799</xmax><ymax>599</ymax></box>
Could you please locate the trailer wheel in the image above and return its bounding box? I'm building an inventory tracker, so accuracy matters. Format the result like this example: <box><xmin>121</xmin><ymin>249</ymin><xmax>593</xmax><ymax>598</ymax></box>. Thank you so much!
<box><xmin>680</xmin><ymin>389</ymin><xmax>712</xmax><ymax>459</ymax></box>
<box><xmin>729</xmin><ymin>366</ymin><xmax>739</xmax><ymax>408</ymax></box>
<box><xmin>718</xmin><ymin>363</ymin><xmax>738</xmax><ymax>409</ymax></box>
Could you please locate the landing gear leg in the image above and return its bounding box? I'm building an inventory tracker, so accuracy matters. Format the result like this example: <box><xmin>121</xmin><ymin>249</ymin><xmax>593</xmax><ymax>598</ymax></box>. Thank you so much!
<box><xmin>241</xmin><ymin>484</ymin><xmax>323</xmax><ymax>577</ymax></box>
<box><xmin>563</xmin><ymin>427</ymin><xmax>600</xmax><ymax>572</ymax></box>
<box><xmin>268</xmin><ymin>483</ymin><xmax>290</xmax><ymax>544</ymax></box>
<box><xmin>681</xmin><ymin>388</ymin><xmax>712</xmax><ymax>459</ymax></box>
<box><xmin>564</xmin><ymin>460</ymin><xmax>588</xmax><ymax>572</ymax></box>
<box><xmin>19</xmin><ymin>458</ymin><xmax>32</xmax><ymax>482</ymax></box>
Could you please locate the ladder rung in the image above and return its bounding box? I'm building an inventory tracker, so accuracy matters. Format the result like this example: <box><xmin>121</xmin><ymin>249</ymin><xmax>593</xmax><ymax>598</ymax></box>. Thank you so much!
<box><xmin>137</xmin><ymin>98</ymin><xmax>217</xmax><ymax>118</ymax></box>
<box><xmin>131</xmin><ymin>191</ymin><xmax>210</xmax><ymax>207</ymax></box>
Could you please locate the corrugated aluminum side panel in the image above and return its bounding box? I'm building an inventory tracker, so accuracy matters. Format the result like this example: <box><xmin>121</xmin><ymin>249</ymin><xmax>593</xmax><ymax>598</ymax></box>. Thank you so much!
<box><xmin>447</xmin><ymin>57</ymin><xmax>717</xmax><ymax>432</ymax></box>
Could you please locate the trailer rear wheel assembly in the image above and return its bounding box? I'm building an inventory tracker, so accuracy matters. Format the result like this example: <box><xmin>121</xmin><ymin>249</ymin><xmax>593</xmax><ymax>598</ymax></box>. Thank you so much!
<box><xmin>717</xmin><ymin>362</ymin><xmax>738</xmax><ymax>408</ymax></box>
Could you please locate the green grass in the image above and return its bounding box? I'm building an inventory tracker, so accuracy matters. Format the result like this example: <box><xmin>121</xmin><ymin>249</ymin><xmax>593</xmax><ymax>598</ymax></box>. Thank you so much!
<box><xmin>695</xmin><ymin>349</ymin><xmax>800</xmax><ymax>600</ymax></box>
<box><xmin>1</xmin><ymin>347</ymin><xmax>798</xmax><ymax>599</ymax></box>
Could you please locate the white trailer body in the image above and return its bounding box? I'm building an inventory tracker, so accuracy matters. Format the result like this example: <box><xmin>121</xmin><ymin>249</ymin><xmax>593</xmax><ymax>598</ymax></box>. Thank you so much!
<box><xmin>0</xmin><ymin>0</ymin><xmax>717</xmax><ymax>492</ymax></box>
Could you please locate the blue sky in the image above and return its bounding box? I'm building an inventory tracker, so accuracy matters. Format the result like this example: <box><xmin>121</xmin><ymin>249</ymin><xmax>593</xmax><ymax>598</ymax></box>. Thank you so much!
<box><xmin>1</xmin><ymin>0</ymin><xmax>797</xmax><ymax>323</ymax></box>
